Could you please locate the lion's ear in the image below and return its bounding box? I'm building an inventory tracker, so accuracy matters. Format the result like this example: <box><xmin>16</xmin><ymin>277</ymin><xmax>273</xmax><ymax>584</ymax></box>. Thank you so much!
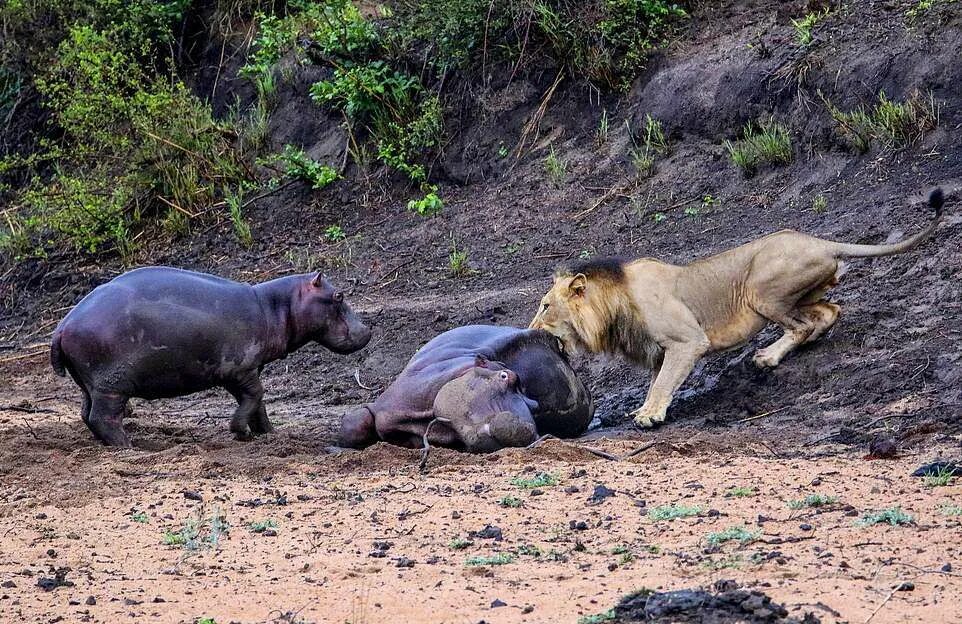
<box><xmin>568</xmin><ymin>273</ymin><xmax>587</xmax><ymax>297</ymax></box>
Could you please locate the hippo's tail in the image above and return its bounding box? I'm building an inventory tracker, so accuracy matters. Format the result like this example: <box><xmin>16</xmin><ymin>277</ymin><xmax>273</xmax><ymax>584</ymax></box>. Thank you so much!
<box><xmin>50</xmin><ymin>328</ymin><xmax>67</xmax><ymax>377</ymax></box>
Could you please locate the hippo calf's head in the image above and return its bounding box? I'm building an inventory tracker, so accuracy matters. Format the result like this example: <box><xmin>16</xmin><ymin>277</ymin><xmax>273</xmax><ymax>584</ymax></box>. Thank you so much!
<box><xmin>296</xmin><ymin>273</ymin><xmax>372</xmax><ymax>354</ymax></box>
<box><xmin>434</xmin><ymin>364</ymin><xmax>539</xmax><ymax>453</ymax></box>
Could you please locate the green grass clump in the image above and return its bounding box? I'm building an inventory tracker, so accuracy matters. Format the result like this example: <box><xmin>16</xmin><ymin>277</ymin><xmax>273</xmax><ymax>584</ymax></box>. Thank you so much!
<box><xmin>856</xmin><ymin>507</ymin><xmax>914</xmax><ymax>527</ymax></box>
<box><xmin>727</xmin><ymin>487</ymin><xmax>755</xmax><ymax>498</ymax></box>
<box><xmin>499</xmin><ymin>495</ymin><xmax>524</xmax><ymax>508</ymax></box>
<box><xmin>465</xmin><ymin>552</ymin><xmax>515</xmax><ymax>566</ymax></box>
<box><xmin>517</xmin><ymin>544</ymin><xmax>543</xmax><ymax>557</ymax></box>
<box><xmin>162</xmin><ymin>510</ymin><xmax>229</xmax><ymax>550</ymax></box>
<box><xmin>510</xmin><ymin>472</ymin><xmax>559</xmax><ymax>489</ymax></box>
<box><xmin>278</xmin><ymin>145</ymin><xmax>339</xmax><ymax>189</ymax></box>
<box><xmin>324</xmin><ymin>225</ymin><xmax>346</xmax><ymax>242</ymax></box>
<box><xmin>544</xmin><ymin>146</ymin><xmax>567</xmax><ymax>187</ymax></box>
<box><xmin>705</xmin><ymin>526</ymin><xmax>759</xmax><ymax>547</ymax></box>
<box><xmin>248</xmin><ymin>519</ymin><xmax>277</xmax><ymax>533</ymax></box>
<box><xmin>725</xmin><ymin>120</ymin><xmax>793</xmax><ymax>175</ymax></box>
<box><xmin>407</xmin><ymin>187</ymin><xmax>444</xmax><ymax>216</ymax></box>
<box><xmin>788</xmin><ymin>494</ymin><xmax>839</xmax><ymax>509</ymax></box>
<box><xmin>823</xmin><ymin>90</ymin><xmax>938</xmax><ymax>153</ymax></box>
<box><xmin>628</xmin><ymin>114</ymin><xmax>669</xmax><ymax>178</ymax></box>
<box><xmin>130</xmin><ymin>511</ymin><xmax>149</xmax><ymax>523</ymax></box>
<box><xmin>923</xmin><ymin>466</ymin><xmax>957</xmax><ymax>488</ymax></box>
<box><xmin>448</xmin><ymin>241</ymin><xmax>473</xmax><ymax>278</ymax></box>
<box><xmin>448</xmin><ymin>537</ymin><xmax>473</xmax><ymax>550</ymax></box>
<box><xmin>578</xmin><ymin>610</ymin><xmax>615</xmax><ymax>624</ymax></box>
<box><xmin>647</xmin><ymin>504</ymin><xmax>701</xmax><ymax>521</ymax></box>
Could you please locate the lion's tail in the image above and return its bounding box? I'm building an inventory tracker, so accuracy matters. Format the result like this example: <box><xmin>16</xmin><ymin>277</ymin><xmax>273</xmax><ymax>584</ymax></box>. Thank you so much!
<box><xmin>831</xmin><ymin>188</ymin><xmax>944</xmax><ymax>258</ymax></box>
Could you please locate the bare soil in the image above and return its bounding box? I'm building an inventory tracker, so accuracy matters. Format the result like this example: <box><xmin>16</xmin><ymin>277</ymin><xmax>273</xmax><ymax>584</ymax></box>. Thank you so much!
<box><xmin>2</xmin><ymin>1</ymin><xmax>962</xmax><ymax>622</ymax></box>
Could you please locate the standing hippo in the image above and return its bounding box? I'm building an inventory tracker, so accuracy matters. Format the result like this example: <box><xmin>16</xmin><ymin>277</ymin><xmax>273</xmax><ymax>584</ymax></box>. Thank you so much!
<box><xmin>340</xmin><ymin>325</ymin><xmax>593</xmax><ymax>452</ymax></box>
<box><xmin>51</xmin><ymin>266</ymin><xmax>371</xmax><ymax>447</ymax></box>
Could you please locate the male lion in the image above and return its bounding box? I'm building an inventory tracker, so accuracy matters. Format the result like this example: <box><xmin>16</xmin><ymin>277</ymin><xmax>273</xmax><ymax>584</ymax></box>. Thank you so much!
<box><xmin>529</xmin><ymin>188</ymin><xmax>945</xmax><ymax>428</ymax></box>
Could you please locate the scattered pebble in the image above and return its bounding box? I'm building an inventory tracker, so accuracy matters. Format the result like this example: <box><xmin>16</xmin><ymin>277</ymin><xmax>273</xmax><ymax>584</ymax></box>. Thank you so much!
<box><xmin>182</xmin><ymin>490</ymin><xmax>203</xmax><ymax>502</ymax></box>
<box><xmin>490</xmin><ymin>599</ymin><xmax>506</xmax><ymax>608</ymax></box>
<box><xmin>799</xmin><ymin>523</ymin><xmax>813</xmax><ymax>531</ymax></box>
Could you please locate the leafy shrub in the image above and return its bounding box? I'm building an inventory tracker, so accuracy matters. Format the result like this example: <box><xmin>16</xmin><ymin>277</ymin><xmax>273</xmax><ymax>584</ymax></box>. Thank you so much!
<box><xmin>407</xmin><ymin>187</ymin><xmax>444</xmax><ymax>216</ymax></box>
<box><xmin>465</xmin><ymin>552</ymin><xmax>515</xmax><ymax>566</ymax></box>
<box><xmin>856</xmin><ymin>507</ymin><xmax>914</xmax><ymax>527</ymax></box>
<box><xmin>705</xmin><ymin>526</ymin><xmax>759</xmax><ymax>546</ymax></box>
<box><xmin>647</xmin><ymin>504</ymin><xmax>701</xmax><ymax>521</ymax></box>
<box><xmin>788</xmin><ymin>494</ymin><xmax>838</xmax><ymax>509</ymax></box>
<box><xmin>279</xmin><ymin>145</ymin><xmax>339</xmax><ymax>189</ymax></box>
<box><xmin>511</xmin><ymin>472</ymin><xmax>559</xmax><ymax>489</ymax></box>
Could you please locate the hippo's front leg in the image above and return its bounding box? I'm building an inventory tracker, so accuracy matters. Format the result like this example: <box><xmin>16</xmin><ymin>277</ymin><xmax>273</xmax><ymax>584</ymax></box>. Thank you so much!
<box><xmin>249</xmin><ymin>403</ymin><xmax>274</xmax><ymax>436</ymax></box>
<box><xmin>226</xmin><ymin>374</ymin><xmax>264</xmax><ymax>441</ymax></box>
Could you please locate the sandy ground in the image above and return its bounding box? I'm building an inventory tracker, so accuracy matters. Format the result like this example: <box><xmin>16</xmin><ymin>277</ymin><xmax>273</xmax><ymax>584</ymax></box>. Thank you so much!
<box><xmin>1</xmin><ymin>378</ymin><xmax>960</xmax><ymax>624</ymax></box>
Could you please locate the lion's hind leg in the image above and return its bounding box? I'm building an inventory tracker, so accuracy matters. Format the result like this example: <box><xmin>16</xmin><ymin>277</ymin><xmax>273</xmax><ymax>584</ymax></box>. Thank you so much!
<box><xmin>752</xmin><ymin>301</ymin><xmax>840</xmax><ymax>368</ymax></box>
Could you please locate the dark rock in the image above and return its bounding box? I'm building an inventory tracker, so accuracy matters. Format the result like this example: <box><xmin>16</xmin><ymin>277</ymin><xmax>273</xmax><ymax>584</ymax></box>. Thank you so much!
<box><xmin>36</xmin><ymin>568</ymin><xmax>73</xmax><ymax>592</ymax></box>
<box><xmin>941</xmin><ymin>563</ymin><xmax>952</xmax><ymax>573</ymax></box>
<box><xmin>570</xmin><ymin>520</ymin><xmax>589</xmax><ymax>531</ymax></box>
<box><xmin>800</xmin><ymin>523</ymin><xmax>813</xmax><ymax>531</ymax></box>
<box><xmin>707</xmin><ymin>509</ymin><xmax>720</xmax><ymax>517</ymax></box>
<box><xmin>589</xmin><ymin>484</ymin><xmax>616</xmax><ymax>504</ymax></box>
<box><xmin>564</xmin><ymin>486</ymin><xmax>580</xmax><ymax>494</ymax></box>
<box><xmin>85</xmin><ymin>596</ymin><xmax>96</xmax><ymax>606</ymax></box>
<box><xmin>530</xmin><ymin>489</ymin><xmax>544</xmax><ymax>496</ymax></box>
<box><xmin>451</xmin><ymin>511</ymin><xmax>461</xmax><ymax>519</ymax></box>
<box><xmin>490</xmin><ymin>599</ymin><xmax>507</xmax><ymax>608</ymax></box>
<box><xmin>912</xmin><ymin>460</ymin><xmax>962</xmax><ymax>477</ymax></box>
<box><xmin>182</xmin><ymin>490</ymin><xmax>203</xmax><ymax>502</ymax></box>
<box><xmin>896</xmin><ymin>582</ymin><xmax>915</xmax><ymax>591</ymax></box>
<box><xmin>612</xmin><ymin>585</ymin><xmax>819</xmax><ymax>623</ymax></box>
<box><xmin>0</xmin><ymin>581</ymin><xmax>14</xmax><ymax>589</ymax></box>
<box><xmin>469</xmin><ymin>525</ymin><xmax>503</xmax><ymax>541</ymax></box>
<box><xmin>522</xmin><ymin>605</ymin><xmax>534</xmax><ymax>614</ymax></box>
<box><xmin>395</xmin><ymin>557</ymin><xmax>415</xmax><ymax>568</ymax></box>
<box><xmin>867</xmin><ymin>437</ymin><xmax>898</xmax><ymax>459</ymax></box>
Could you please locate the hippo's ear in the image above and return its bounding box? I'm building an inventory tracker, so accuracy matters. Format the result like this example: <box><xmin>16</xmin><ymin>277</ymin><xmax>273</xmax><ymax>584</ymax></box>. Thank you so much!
<box><xmin>473</xmin><ymin>354</ymin><xmax>489</xmax><ymax>368</ymax></box>
<box><xmin>311</xmin><ymin>272</ymin><xmax>325</xmax><ymax>288</ymax></box>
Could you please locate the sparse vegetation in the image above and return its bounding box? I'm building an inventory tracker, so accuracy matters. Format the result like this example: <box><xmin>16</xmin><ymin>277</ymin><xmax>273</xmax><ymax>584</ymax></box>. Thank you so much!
<box><xmin>706</xmin><ymin>526</ymin><xmax>759</xmax><ymax>546</ymax></box>
<box><xmin>857</xmin><ymin>507</ymin><xmax>915</xmax><ymax>527</ymax></box>
<box><xmin>906</xmin><ymin>0</ymin><xmax>956</xmax><ymax>21</ymax></box>
<box><xmin>823</xmin><ymin>90</ymin><xmax>938</xmax><ymax>153</ymax></box>
<box><xmin>279</xmin><ymin>145</ymin><xmax>339</xmax><ymax>190</ymax></box>
<box><xmin>465</xmin><ymin>552</ymin><xmax>515</xmax><ymax>566</ymax></box>
<box><xmin>727</xmin><ymin>486</ymin><xmax>755</xmax><ymax>497</ymax></box>
<box><xmin>499</xmin><ymin>495</ymin><xmax>524</xmax><ymax>508</ymax></box>
<box><xmin>788</xmin><ymin>494</ymin><xmax>839</xmax><ymax>509</ymax></box>
<box><xmin>518</xmin><ymin>543</ymin><xmax>543</xmax><ymax>557</ymax></box>
<box><xmin>163</xmin><ymin>510</ymin><xmax>230</xmax><ymax>550</ymax></box>
<box><xmin>628</xmin><ymin>114</ymin><xmax>668</xmax><ymax>178</ymax></box>
<box><xmin>130</xmin><ymin>511</ymin><xmax>149</xmax><ymax>523</ymax></box>
<box><xmin>938</xmin><ymin>503</ymin><xmax>962</xmax><ymax>517</ymax></box>
<box><xmin>407</xmin><ymin>187</ymin><xmax>444</xmax><ymax>216</ymax></box>
<box><xmin>812</xmin><ymin>194</ymin><xmax>828</xmax><ymax>213</ymax></box>
<box><xmin>448</xmin><ymin>241</ymin><xmax>473</xmax><ymax>278</ymax></box>
<box><xmin>324</xmin><ymin>225</ymin><xmax>346</xmax><ymax>242</ymax></box>
<box><xmin>725</xmin><ymin>120</ymin><xmax>793</xmax><ymax>175</ymax></box>
<box><xmin>647</xmin><ymin>504</ymin><xmax>701</xmax><ymax>521</ymax></box>
<box><xmin>226</xmin><ymin>188</ymin><xmax>254</xmax><ymax>249</ymax></box>
<box><xmin>511</xmin><ymin>472</ymin><xmax>559</xmax><ymax>489</ymax></box>
<box><xmin>596</xmin><ymin>110</ymin><xmax>610</xmax><ymax>146</ymax></box>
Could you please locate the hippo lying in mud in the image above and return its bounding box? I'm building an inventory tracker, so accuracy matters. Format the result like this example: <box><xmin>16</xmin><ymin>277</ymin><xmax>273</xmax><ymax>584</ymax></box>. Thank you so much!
<box><xmin>51</xmin><ymin>267</ymin><xmax>371</xmax><ymax>447</ymax></box>
<box><xmin>339</xmin><ymin>325</ymin><xmax>593</xmax><ymax>452</ymax></box>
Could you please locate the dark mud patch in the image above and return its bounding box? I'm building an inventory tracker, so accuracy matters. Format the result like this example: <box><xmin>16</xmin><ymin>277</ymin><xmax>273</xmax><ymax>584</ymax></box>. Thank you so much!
<box><xmin>612</xmin><ymin>584</ymin><xmax>820</xmax><ymax>624</ymax></box>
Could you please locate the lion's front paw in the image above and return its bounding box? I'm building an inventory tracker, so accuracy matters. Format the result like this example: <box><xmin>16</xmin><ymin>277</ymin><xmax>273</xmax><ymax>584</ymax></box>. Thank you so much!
<box><xmin>630</xmin><ymin>407</ymin><xmax>665</xmax><ymax>428</ymax></box>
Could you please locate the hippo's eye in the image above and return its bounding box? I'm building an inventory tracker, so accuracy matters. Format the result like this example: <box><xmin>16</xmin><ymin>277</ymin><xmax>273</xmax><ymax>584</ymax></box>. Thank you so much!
<box><xmin>333</xmin><ymin>292</ymin><xmax>344</xmax><ymax>303</ymax></box>
<box><xmin>499</xmin><ymin>371</ymin><xmax>510</xmax><ymax>381</ymax></box>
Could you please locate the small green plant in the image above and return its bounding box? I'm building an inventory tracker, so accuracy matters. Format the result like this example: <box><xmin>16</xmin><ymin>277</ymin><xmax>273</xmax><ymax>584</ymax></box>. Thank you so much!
<box><xmin>726</xmin><ymin>486</ymin><xmax>755</xmax><ymax>497</ymax></box>
<box><xmin>938</xmin><ymin>503</ymin><xmax>962</xmax><ymax>516</ymax></box>
<box><xmin>130</xmin><ymin>511</ymin><xmax>149</xmax><ymax>523</ymax></box>
<box><xmin>647</xmin><ymin>504</ymin><xmax>701</xmax><ymax>521</ymax></box>
<box><xmin>499</xmin><ymin>495</ymin><xmax>524</xmax><ymax>508</ymax></box>
<box><xmin>906</xmin><ymin>0</ymin><xmax>955</xmax><ymax>21</ymax></box>
<box><xmin>684</xmin><ymin>206</ymin><xmax>701</xmax><ymax>217</ymax></box>
<box><xmin>611</xmin><ymin>545</ymin><xmax>630</xmax><ymax>555</ymax></box>
<box><xmin>856</xmin><ymin>507</ymin><xmax>915</xmax><ymax>527</ymax></box>
<box><xmin>788</xmin><ymin>494</ymin><xmax>839</xmax><ymax>509</ymax></box>
<box><xmin>706</xmin><ymin>526</ymin><xmax>759</xmax><ymax>547</ymax></box>
<box><xmin>195</xmin><ymin>618</ymin><xmax>217</xmax><ymax>624</ymax></box>
<box><xmin>162</xmin><ymin>509</ymin><xmax>229</xmax><ymax>550</ymax></box>
<box><xmin>702</xmin><ymin>554</ymin><xmax>744</xmax><ymax>570</ymax></box>
<box><xmin>510</xmin><ymin>472</ymin><xmax>559</xmax><ymax>489</ymax></box>
<box><xmin>652</xmin><ymin>212</ymin><xmax>667</xmax><ymax>223</ymax></box>
<box><xmin>618</xmin><ymin>551</ymin><xmax>635</xmax><ymax>565</ymax></box>
<box><xmin>641</xmin><ymin>114</ymin><xmax>669</xmax><ymax>153</ymax></box>
<box><xmin>791</xmin><ymin>9</ymin><xmax>830</xmax><ymax>46</ymax></box>
<box><xmin>812</xmin><ymin>194</ymin><xmax>828</xmax><ymax>213</ymax></box>
<box><xmin>465</xmin><ymin>552</ymin><xmax>515</xmax><ymax>566</ymax></box>
<box><xmin>544</xmin><ymin>146</ymin><xmax>567</xmax><ymax>187</ymax></box>
<box><xmin>627</xmin><ymin>115</ymin><xmax>667</xmax><ymax>178</ymax></box>
<box><xmin>629</xmin><ymin>147</ymin><xmax>655</xmax><ymax>178</ymax></box>
<box><xmin>725</xmin><ymin>120</ymin><xmax>793</xmax><ymax>175</ymax></box>
<box><xmin>448</xmin><ymin>537</ymin><xmax>473</xmax><ymax>550</ymax></box>
<box><xmin>279</xmin><ymin>145</ymin><xmax>339</xmax><ymax>189</ymax></box>
<box><xmin>324</xmin><ymin>225</ymin><xmax>346</xmax><ymax>242</ymax></box>
<box><xmin>923</xmin><ymin>466</ymin><xmax>957</xmax><ymax>488</ymax></box>
<box><xmin>498</xmin><ymin>143</ymin><xmax>509</xmax><ymax>158</ymax></box>
<box><xmin>248</xmin><ymin>519</ymin><xmax>277</xmax><ymax>533</ymax></box>
<box><xmin>578</xmin><ymin>610</ymin><xmax>615</xmax><ymax>624</ymax></box>
<box><xmin>823</xmin><ymin>90</ymin><xmax>938</xmax><ymax>153</ymax></box>
<box><xmin>407</xmin><ymin>187</ymin><xmax>443</xmax><ymax>216</ymax></box>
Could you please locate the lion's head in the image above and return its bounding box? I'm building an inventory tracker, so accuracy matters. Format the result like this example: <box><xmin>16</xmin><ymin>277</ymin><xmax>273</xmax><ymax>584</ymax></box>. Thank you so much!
<box><xmin>529</xmin><ymin>258</ymin><xmax>629</xmax><ymax>357</ymax></box>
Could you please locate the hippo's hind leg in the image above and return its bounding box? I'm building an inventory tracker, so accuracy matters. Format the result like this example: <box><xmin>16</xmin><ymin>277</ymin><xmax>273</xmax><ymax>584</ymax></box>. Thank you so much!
<box><xmin>87</xmin><ymin>391</ymin><xmax>132</xmax><ymax>447</ymax></box>
<box><xmin>226</xmin><ymin>374</ymin><xmax>264</xmax><ymax>441</ymax></box>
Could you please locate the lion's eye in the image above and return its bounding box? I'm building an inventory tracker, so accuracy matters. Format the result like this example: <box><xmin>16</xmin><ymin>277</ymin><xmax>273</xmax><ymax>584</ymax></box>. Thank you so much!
<box><xmin>542</xmin><ymin>302</ymin><xmax>549</xmax><ymax>311</ymax></box>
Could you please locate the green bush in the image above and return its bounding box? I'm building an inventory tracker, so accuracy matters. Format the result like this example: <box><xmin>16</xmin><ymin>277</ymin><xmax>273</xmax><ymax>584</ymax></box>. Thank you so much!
<box><xmin>725</xmin><ymin>120</ymin><xmax>793</xmax><ymax>175</ymax></box>
<box><xmin>824</xmin><ymin>90</ymin><xmax>938</xmax><ymax>153</ymax></box>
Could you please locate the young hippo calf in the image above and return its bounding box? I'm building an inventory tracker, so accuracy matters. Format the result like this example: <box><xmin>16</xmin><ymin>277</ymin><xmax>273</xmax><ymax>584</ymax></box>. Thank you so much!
<box><xmin>51</xmin><ymin>266</ymin><xmax>371</xmax><ymax>447</ymax></box>
<box><xmin>340</xmin><ymin>325</ymin><xmax>593</xmax><ymax>452</ymax></box>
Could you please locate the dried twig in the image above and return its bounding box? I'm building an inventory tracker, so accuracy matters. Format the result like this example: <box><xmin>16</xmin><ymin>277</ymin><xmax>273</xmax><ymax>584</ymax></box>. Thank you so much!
<box><xmin>419</xmin><ymin>417</ymin><xmax>451</xmax><ymax>473</ymax></box>
<box><xmin>864</xmin><ymin>580</ymin><xmax>913</xmax><ymax>624</ymax></box>
<box><xmin>353</xmin><ymin>368</ymin><xmax>376</xmax><ymax>391</ymax></box>
<box><xmin>736</xmin><ymin>406</ymin><xmax>790</xmax><ymax>424</ymax></box>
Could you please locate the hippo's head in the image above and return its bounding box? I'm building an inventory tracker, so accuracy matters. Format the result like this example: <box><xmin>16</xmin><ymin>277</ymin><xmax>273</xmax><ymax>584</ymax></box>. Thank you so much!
<box><xmin>295</xmin><ymin>273</ymin><xmax>372</xmax><ymax>354</ymax></box>
<box><xmin>433</xmin><ymin>361</ymin><xmax>539</xmax><ymax>453</ymax></box>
